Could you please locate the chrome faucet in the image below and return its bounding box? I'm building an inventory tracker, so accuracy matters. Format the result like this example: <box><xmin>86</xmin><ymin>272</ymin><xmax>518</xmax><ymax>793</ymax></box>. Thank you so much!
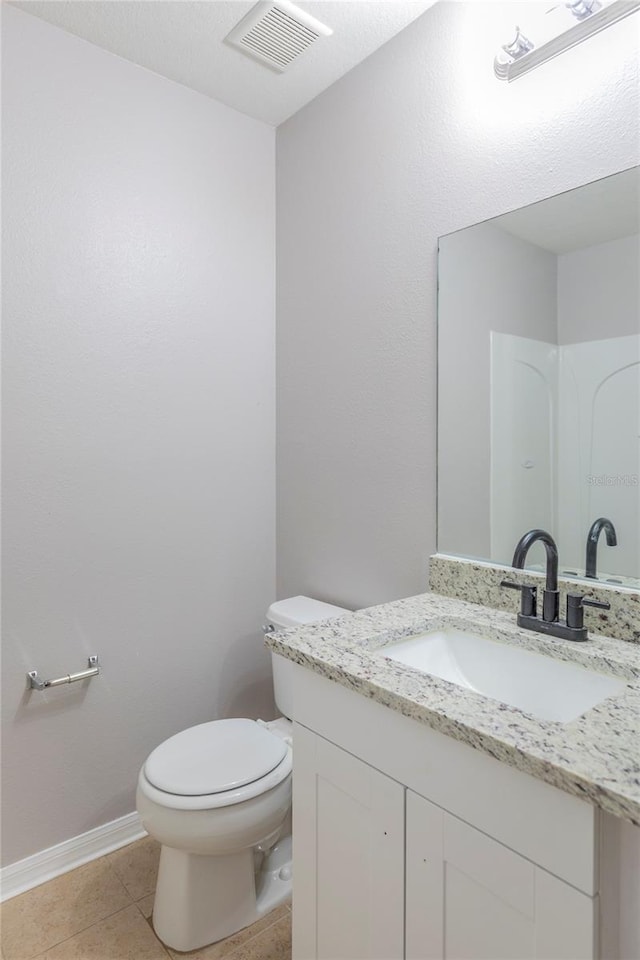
<box><xmin>585</xmin><ymin>518</ymin><xmax>617</xmax><ymax>579</ymax></box>
<box><xmin>501</xmin><ymin>528</ymin><xmax>610</xmax><ymax>642</ymax></box>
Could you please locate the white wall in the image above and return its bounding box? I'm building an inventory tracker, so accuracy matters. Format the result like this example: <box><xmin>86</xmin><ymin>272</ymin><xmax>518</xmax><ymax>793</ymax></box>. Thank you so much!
<box><xmin>276</xmin><ymin>0</ymin><xmax>640</xmax><ymax>609</ymax></box>
<box><xmin>1</xmin><ymin>6</ymin><xmax>276</xmax><ymax>867</ymax></box>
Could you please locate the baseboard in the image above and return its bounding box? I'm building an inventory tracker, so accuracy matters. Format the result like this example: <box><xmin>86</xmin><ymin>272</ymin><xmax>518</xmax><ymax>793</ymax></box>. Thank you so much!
<box><xmin>0</xmin><ymin>811</ymin><xmax>147</xmax><ymax>902</ymax></box>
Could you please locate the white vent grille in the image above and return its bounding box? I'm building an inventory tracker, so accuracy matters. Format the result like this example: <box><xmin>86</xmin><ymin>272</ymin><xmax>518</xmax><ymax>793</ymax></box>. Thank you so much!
<box><xmin>226</xmin><ymin>0</ymin><xmax>332</xmax><ymax>73</ymax></box>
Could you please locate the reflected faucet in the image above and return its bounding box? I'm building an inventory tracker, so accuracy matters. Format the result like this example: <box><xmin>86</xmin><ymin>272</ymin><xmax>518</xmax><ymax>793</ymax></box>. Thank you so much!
<box><xmin>511</xmin><ymin>528</ymin><xmax>559</xmax><ymax>622</ymax></box>
<box><xmin>585</xmin><ymin>518</ymin><xmax>617</xmax><ymax>580</ymax></box>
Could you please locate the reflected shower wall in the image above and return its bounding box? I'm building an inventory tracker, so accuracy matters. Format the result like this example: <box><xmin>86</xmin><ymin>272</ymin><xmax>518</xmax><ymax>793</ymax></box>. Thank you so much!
<box><xmin>437</xmin><ymin>172</ymin><xmax>639</xmax><ymax>588</ymax></box>
<box><xmin>490</xmin><ymin>333</ymin><xmax>557</xmax><ymax>571</ymax></box>
<box><xmin>558</xmin><ymin>335</ymin><xmax>639</xmax><ymax>582</ymax></box>
<box><xmin>490</xmin><ymin>333</ymin><xmax>640</xmax><ymax>582</ymax></box>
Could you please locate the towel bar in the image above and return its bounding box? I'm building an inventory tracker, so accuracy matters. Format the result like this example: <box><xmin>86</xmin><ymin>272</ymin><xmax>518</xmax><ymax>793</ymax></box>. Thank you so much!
<box><xmin>27</xmin><ymin>656</ymin><xmax>99</xmax><ymax>691</ymax></box>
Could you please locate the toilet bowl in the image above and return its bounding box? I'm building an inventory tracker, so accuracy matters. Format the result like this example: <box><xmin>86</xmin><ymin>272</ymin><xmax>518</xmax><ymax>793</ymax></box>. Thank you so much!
<box><xmin>136</xmin><ymin>596</ymin><xmax>349</xmax><ymax>952</ymax></box>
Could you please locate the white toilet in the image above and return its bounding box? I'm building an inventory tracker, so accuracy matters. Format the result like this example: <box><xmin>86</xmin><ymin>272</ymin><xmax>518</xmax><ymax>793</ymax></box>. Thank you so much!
<box><xmin>136</xmin><ymin>595</ymin><xmax>349</xmax><ymax>952</ymax></box>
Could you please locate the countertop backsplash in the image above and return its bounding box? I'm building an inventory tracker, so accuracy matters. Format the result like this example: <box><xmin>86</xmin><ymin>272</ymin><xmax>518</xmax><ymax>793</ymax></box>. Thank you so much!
<box><xmin>429</xmin><ymin>554</ymin><xmax>640</xmax><ymax>645</ymax></box>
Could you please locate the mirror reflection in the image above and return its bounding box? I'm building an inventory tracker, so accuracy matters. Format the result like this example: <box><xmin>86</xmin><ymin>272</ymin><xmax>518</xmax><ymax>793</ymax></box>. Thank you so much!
<box><xmin>437</xmin><ymin>167</ymin><xmax>640</xmax><ymax>588</ymax></box>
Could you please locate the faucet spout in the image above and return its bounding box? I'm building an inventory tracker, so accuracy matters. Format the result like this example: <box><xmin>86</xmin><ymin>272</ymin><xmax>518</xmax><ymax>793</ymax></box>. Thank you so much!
<box><xmin>585</xmin><ymin>518</ymin><xmax>617</xmax><ymax>579</ymax></box>
<box><xmin>511</xmin><ymin>528</ymin><xmax>558</xmax><ymax>592</ymax></box>
<box><xmin>511</xmin><ymin>529</ymin><xmax>559</xmax><ymax>621</ymax></box>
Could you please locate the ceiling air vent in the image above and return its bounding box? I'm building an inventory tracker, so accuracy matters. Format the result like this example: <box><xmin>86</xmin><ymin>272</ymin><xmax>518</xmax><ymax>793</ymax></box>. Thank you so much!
<box><xmin>225</xmin><ymin>0</ymin><xmax>333</xmax><ymax>73</ymax></box>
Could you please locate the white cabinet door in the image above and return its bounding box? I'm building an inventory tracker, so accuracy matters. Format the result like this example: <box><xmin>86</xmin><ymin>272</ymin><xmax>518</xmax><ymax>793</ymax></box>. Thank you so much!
<box><xmin>406</xmin><ymin>791</ymin><xmax>596</xmax><ymax>960</ymax></box>
<box><xmin>293</xmin><ymin>723</ymin><xmax>405</xmax><ymax>960</ymax></box>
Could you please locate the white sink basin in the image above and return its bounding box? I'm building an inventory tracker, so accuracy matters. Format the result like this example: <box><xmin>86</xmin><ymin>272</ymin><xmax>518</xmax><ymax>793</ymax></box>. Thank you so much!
<box><xmin>380</xmin><ymin>628</ymin><xmax>625</xmax><ymax>723</ymax></box>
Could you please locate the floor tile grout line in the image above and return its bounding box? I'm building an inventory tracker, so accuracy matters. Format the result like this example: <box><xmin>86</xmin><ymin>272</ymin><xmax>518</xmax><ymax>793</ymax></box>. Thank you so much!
<box><xmin>158</xmin><ymin>904</ymin><xmax>290</xmax><ymax>960</ymax></box>
<box><xmin>3</xmin><ymin>854</ymin><xmax>139</xmax><ymax>960</ymax></box>
<box><xmin>142</xmin><ymin>910</ymin><xmax>174</xmax><ymax>958</ymax></box>
<box><xmin>1</xmin><ymin>844</ymin><xmax>144</xmax><ymax>918</ymax></box>
<box><xmin>10</xmin><ymin>902</ymin><xmax>289</xmax><ymax>960</ymax></box>
<box><xmin>103</xmin><ymin>857</ymin><xmax>142</xmax><ymax>904</ymax></box>
<box><xmin>3</xmin><ymin>837</ymin><xmax>288</xmax><ymax>960</ymax></box>
<box><xmin>230</xmin><ymin>909</ymin><xmax>291</xmax><ymax>959</ymax></box>
<box><xmin>135</xmin><ymin>899</ymin><xmax>152</xmax><ymax>920</ymax></box>
<box><xmin>1</xmin><ymin>841</ymin><xmax>159</xmax><ymax>960</ymax></box>
<box><xmin>224</xmin><ymin>912</ymin><xmax>291</xmax><ymax>960</ymax></box>
<box><xmin>155</xmin><ymin>937</ymin><xmax>173</xmax><ymax>960</ymax></box>
<box><xmin>235</xmin><ymin>905</ymin><xmax>291</xmax><ymax>948</ymax></box>
<box><xmin>134</xmin><ymin>892</ymin><xmax>155</xmax><ymax>905</ymax></box>
<box><xmin>104</xmin><ymin>849</ymin><xmax>158</xmax><ymax>906</ymax></box>
<box><xmin>17</xmin><ymin>901</ymin><xmax>144</xmax><ymax>960</ymax></box>
<box><xmin>27</xmin><ymin>903</ymin><xmax>173</xmax><ymax>960</ymax></box>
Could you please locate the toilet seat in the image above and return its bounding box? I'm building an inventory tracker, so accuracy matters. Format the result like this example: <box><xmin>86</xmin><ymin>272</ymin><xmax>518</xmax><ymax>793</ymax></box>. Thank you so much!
<box><xmin>144</xmin><ymin>718</ymin><xmax>287</xmax><ymax>796</ymax></box>
<box><xmin>138</xmin><ymin>719</ymin><xmax>292</xmax><ymax>812</ymax></box>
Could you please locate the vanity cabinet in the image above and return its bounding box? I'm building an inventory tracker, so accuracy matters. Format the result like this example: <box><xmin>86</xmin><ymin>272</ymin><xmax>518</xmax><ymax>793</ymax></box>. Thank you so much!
<box><xmin>406</xmin><ymin>791</ymin><xmax>595</xmax><ymax>960</ymax></box>
<box><xmin>289</xmin><ymin>662</ymin><xmax>602</xmax><ymax>960</ymax></box>
<box><xmin>293</xmin><ymin>724</ymin><xmax>596</xmax><ymax>960</ymax></box>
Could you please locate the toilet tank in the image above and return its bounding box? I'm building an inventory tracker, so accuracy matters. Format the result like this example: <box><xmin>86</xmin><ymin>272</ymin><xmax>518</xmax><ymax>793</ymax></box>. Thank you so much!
<box><xmin>265</xmin><ymin>596</ymin><xmax>350</xmax><ymax>719</ymax></box>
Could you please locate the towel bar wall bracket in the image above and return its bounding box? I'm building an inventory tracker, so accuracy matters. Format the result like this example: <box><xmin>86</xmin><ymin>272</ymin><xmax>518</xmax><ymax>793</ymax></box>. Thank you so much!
<box><xmin>27</xmin><ymin>656</ymin><xmax>100</xmax><ymax>691</ymax></box>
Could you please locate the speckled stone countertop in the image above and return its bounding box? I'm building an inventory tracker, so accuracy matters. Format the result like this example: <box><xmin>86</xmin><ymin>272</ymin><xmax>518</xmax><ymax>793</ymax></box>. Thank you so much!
<box><xmin>265</xmin><ymin>592</ymin><xmax>640</xmax><ymax>826</ymax></box>
<box><xmin>429</xmin><ymin>554</ymin><xmax>640</xmax><ymax>644</ymax></box>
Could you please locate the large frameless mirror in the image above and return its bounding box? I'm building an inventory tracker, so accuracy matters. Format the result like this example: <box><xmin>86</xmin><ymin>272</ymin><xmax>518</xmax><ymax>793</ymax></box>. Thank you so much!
<box><xmin>437</xmin><ymin>167</ymin><xmax>640</xmax><ymax>588</ymax></box>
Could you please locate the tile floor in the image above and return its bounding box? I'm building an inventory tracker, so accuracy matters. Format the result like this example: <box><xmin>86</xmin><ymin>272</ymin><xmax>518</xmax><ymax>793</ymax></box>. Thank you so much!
<box><xmin>0</xmin><ymin>838</ymin><xmax>291</xmax><ymax>960</ymax></box>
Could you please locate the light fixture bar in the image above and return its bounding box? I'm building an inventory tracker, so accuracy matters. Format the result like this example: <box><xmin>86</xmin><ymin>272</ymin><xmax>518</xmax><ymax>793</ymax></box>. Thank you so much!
<box><xmin>495</xmin><ymin>0</ymin><xmax>640</xmax><ymax>81</ymax></box>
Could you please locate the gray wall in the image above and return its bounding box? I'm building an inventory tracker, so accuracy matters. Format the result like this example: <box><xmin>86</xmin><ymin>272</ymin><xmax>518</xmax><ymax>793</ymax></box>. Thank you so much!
<box><xmin>437</xmin><ymin>223</ymin><xmax>557</xmax><ymax>561</ymax></box>
<box><xmin>558</xmin><ymin>233</ymin><xmax>640</xmax><ymax>344</ymax></box>
<box><xmin>276</xmin><ymin>0</ymin><xmax>640</xmax><ymax>610</ymax></box>
<box><xmin>2</xmin><ymin>6</ymin><xmax>275</xmax><ymax>866</ymax></box>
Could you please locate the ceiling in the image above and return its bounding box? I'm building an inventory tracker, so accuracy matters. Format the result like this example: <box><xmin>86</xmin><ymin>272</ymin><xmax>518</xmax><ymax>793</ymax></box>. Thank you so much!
<box><xmin>497</xmin><ymin>166</ymin><xmax>640</xmax><ymax>254</ymax></box>
<box><xmin>10</xmin><ymin>0</ymin><xmax>438</xmax><ymax>126</ymax></box>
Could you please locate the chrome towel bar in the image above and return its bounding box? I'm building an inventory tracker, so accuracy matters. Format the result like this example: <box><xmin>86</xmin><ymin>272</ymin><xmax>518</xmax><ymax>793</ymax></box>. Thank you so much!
<box><xmin>27</xmin><ymin>656</ymin><xmax>99</xmax><ymax>691</ymax></box>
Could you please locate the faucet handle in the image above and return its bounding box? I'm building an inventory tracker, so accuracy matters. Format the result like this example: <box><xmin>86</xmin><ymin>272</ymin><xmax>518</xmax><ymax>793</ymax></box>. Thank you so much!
<box><xmin>566</xmin><ymin>593</ymin><xmax>611</xmax><ymax>630</ymax></box>
<box><xmin>500</xmin><ymin>580</ymin><xmax>537</xmax><ymax>618</ymax></box>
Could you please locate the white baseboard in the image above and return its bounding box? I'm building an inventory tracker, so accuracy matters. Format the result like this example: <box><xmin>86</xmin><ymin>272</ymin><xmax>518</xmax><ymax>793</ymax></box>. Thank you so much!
<box><xmin>0</xmin><ymin>811</ymin><xmax>147</xmax><ymax>902</ymax></box>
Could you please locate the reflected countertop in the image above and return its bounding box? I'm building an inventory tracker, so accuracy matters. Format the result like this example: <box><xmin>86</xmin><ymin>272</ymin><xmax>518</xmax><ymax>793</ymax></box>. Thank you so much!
<box><xmin>265</xmin><ymin>591</ymin><xmax>640</xmax><ymax>825</ymax></box>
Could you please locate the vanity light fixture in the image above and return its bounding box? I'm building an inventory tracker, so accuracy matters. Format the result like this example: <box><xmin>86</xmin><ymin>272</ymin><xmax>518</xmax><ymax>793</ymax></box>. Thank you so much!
<box><xmin>494</xmin><ymin>0</ymin><xmax>640</xmax><ymax>81</ymax></box>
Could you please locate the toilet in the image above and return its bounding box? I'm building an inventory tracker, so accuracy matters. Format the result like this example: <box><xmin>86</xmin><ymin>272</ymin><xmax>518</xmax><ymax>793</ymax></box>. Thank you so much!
<box><xmin>136</xmin><ymin>595</ymin><xmax>349</xmax><ymax>952</ymax></box>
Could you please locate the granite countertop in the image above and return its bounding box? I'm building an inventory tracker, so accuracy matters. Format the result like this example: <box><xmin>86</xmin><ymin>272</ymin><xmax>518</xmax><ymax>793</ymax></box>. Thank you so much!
<box><xmin>265</xmin><ymin>592</ymin><xmax>640</xmax><ymax>826</ymax></box>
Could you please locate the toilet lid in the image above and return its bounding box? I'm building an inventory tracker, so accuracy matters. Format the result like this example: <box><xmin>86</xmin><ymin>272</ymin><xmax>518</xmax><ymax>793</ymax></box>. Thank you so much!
<box><xmin>144</xmin><ymin>719</ymin><xmax>288</xmax><ymax>796</ymax></box>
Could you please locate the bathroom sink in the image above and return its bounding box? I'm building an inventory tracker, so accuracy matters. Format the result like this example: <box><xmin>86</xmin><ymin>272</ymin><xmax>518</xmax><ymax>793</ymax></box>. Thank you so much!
<box><xmin>379</xmin><ymin>628</ymin><xmax>625</xmax><ymax>723</ymax></box>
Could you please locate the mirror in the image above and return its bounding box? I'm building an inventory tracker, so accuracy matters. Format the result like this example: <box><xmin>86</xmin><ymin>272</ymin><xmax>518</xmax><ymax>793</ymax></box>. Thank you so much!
<box><xmin>437</xmin><ymin>167</ymin><xmax>640</xmax><ymax>588</ymax></box>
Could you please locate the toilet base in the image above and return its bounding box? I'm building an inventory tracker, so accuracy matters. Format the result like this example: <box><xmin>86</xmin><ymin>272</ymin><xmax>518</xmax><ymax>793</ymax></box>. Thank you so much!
<box><xmin>152</xmin><ymin>836</ymin><xmax>292</xmax><ymax>952</ymax></box>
